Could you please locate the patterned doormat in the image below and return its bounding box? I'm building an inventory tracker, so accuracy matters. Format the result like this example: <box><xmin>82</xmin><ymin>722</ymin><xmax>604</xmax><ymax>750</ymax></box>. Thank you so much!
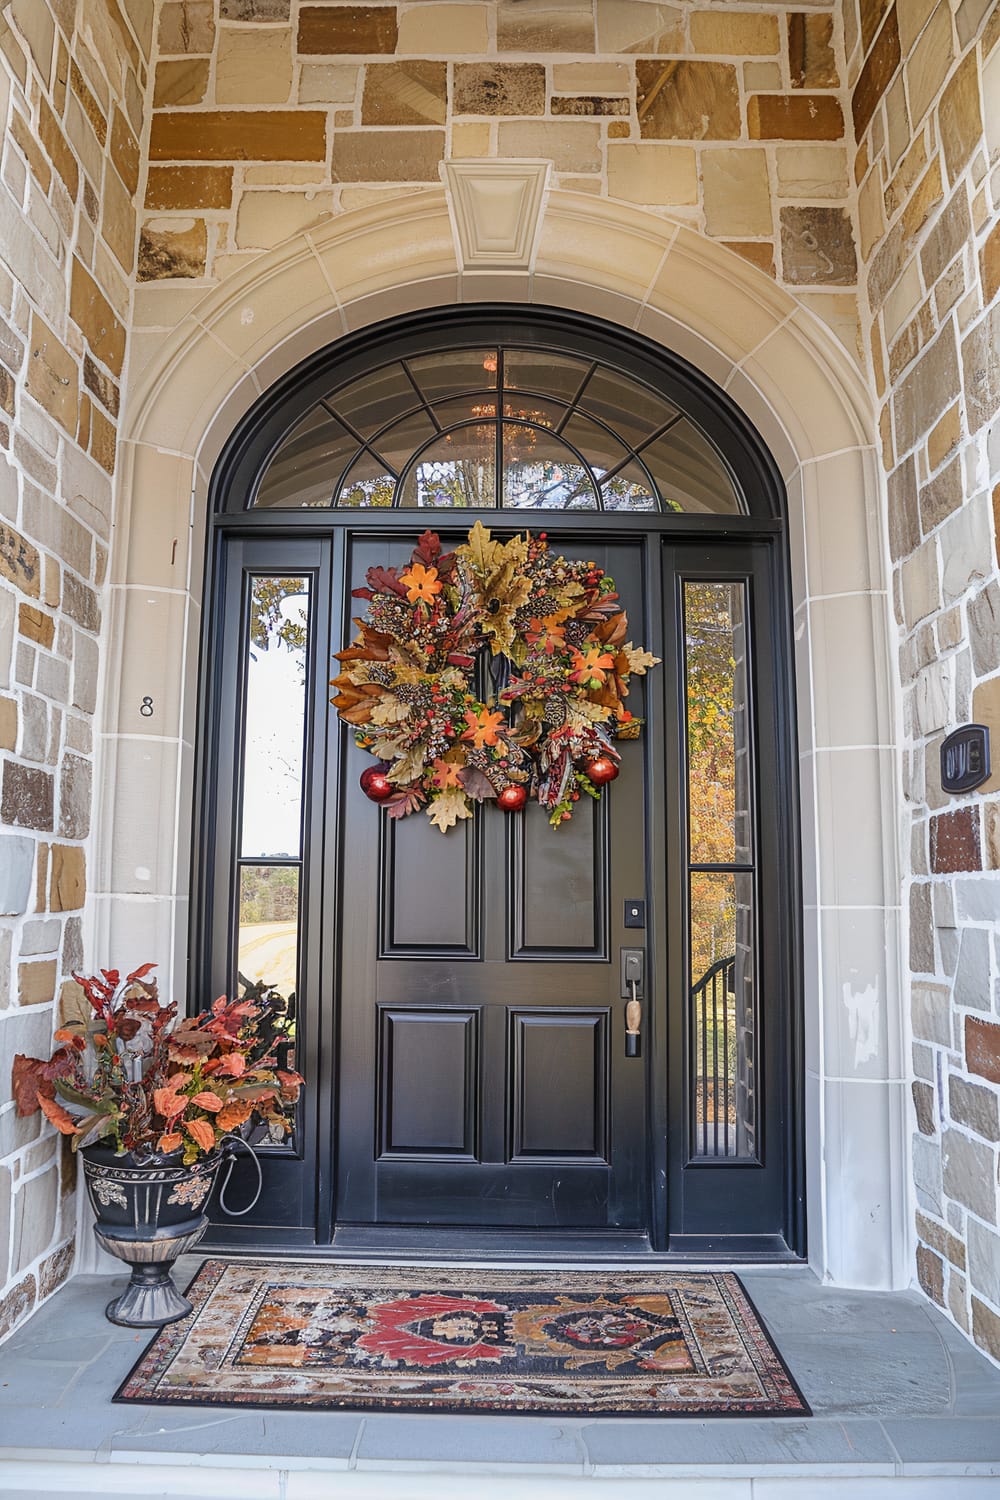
<box><xmin>115</xmin><ymin>1259</ymin><xmax>810</xmax><ymax>1418</ymax></box>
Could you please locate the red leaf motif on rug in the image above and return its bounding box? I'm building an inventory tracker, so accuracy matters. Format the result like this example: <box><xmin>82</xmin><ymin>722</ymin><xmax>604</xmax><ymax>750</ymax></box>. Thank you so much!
<box><xmin>357</xmin><ymin>1293</ymin><xmax>510</xmax><ymax>1367</ymax></box>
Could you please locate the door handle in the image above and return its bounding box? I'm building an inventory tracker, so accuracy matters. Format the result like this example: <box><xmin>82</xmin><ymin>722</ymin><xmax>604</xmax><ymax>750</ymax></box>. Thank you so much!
<box><xmin>621</xmin><ymin>948</ymin><xmax>643</xmax><ymax>1058</ymax></box>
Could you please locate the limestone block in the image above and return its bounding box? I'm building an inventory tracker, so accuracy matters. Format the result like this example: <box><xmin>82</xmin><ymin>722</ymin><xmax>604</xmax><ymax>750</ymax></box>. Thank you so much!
<box><xmin>939</xmin><ymin>51</ymin><xmax>982</xmax><ymax>186</ymax></box>
<box><xmin>235</xmin><ymin>191</ymin><xmax>333</xmax><ymax>249</ymax></box>
<box><xmin>0</xmin><ymin>206</ymin><xmax>65</xmax><ymax>333</ymax></box>
<box><xmin>917</xmin><ymin>1243</ymin><xmax>945</xmax><ymax>1303</ymax></box>
<box><xmin>150</xmin><ymin>111</ymin><xmax>327</xmax><ymax>162</ymax></box>
<box><xmin>17</xmin><ymin>957</ymin><xmax>57</xmax><ymax>1005</ymax></box>
<box><xmin>17</xmin><ymin>692</ymin><xmax>47</xmax><ymax>762</ymax></box>
<box><xmin>221</xmin><ymin>0</ymin><xmax>289</xmax><ymax>16</ymax></box>
<box><xmin>788</xmin><ymin>14</ymin><xmax>838</xmax><ymax>88</ymax></box>
<box><xmin>497</xmin><ymin>1</ymin><xmax>594</xmax><ymax>53</ymax></box>
<box><xmin>0</xmin><ymin>1274</ymin><xmax>34</xmax><ymax>1341</ymax></box>
<box><xmin>496</xmin><ymin>122</ymin><xmax>601</xmax><ymax>173</ymax></box>
<box><xmin>776</xmin><ymin>146</ymin><xmax>848</xmax><ymax>199</ymax></box>
<box><xmin>919</xmin><ymin>453</ymin><xmax>963</xmax><ymax>533</ymax></box>
<box><xmin>9</xmin><ymin>0</ymin><xmax>54</xmax><ymax>79</ymax></box>
<box><xmin>552</xmin><ymin>97</ymin><xmax>629</xmax><ymax>116</ymax></box>
<box><xmin>331</xmin><ymin>132</ymin><xmax>445</xmax><ymax>182</ymax></box>
<box><xmin>0</xmin><ymin>834</ymin><xmax>34</xmax><ymax>915</ymax></box>
<box><xmin>950</xmin><ymin>1075</ymin><xmax>999</xmax><ymax>1142</ymax></box>
<box><xmin>942</xmin><ymin>1127</ymin><xmax>996</xmax><ymax>1222</ymax></box>
<box><xmin>689</xmin><ymin>11</ymin><xmax>779</xmax><ymax>55</ymax></box>
<box><xmin>216</xmin><ymin>28</ymin><xmax>293</xmax><ymax>106</ymax></box>
<box><xmin>912</xmin><ymin>1131</ymin><xmax>943</xmax><ymax>1214</ymax></box>
<box><xmin>69</xmin><ymin>260</ymin><xmax>126</xmax><ymax>377</ymax></box>
<box><xmin>907</xmin><ymin>2</ymin><xmax>955</xmax><ymax>127</ymax></box>
<box><xmin>153</xmin><ymin>57</ymin><xmax>209</xmax><ymax>107</ymax></box>
<box><xmin>297</xmin><ymin>5</ymin><xmax>398</xmax><ymax>55</ymax></box>
<box><xmin>362</xmin><ymin>61</ymin><xmax>447</xmax><ymax>126</ymax></box>
<box><xmin>780</xmin><ymin>207</ymin><xmax>857</xmax><ymax>285</ymax></box>
<box><xmin>968</xmin><ymin>581</ymin><xmax>1000</xmax><ymax>676</ymax></box>
<box><xmin>941</xmin><ymin>493</ymin><xmax>992</xmax><ymax>602</ymax></box>
<box><xmin>893</xmin><ymin>321</ymin><xmax>959</xmax><ymax>454</ymax></box>
<box><xmin>137</xmin><ymin>219</ymin><xmax>207</xmax><ymax>281</ymax></box>
<box><xmin>20</xmin><ymin>918</ymin><xmax>60</xmax><ymax>956</ymax></box>
<box><xmin>702</xmin><ymin>149</ymin><xmax>770</xmax><ymax>235</ymax></box>
<box><xmin>0</xmin><ymin>588</ymin><xmax>14</xmax><ymax>687</ymax></box>
<box><xmin>912</xmin><ymin>1080</ymin><xmax>936</xmax><ymax>1134</ymax></box>
<box><xmin>299</xmin><ymin>64</ymin><xmax>359</xmax><ymax>105</ymax></box>
<box><xmin>749</xmin><ymin>95</ymin><xmax>844</xmax><ymax>141</ymax></box>
<box><xmin>638</xmin><ymin>62</ymin><xmax>740</xmax><ymax>140</ymax></box>
<box><xmin>0</xmin><ymin>1165</ymin><xmax>10</xmax><ymax>1275</ymax></box>
<box><xmin>158</xmin><ymin>2</ymin><xmax>215</xmax><ymax>54</ymax></box>
<box><xmin>398</xmin><ymin>5</ymin><xmax>487</xmax><ymax>54</ymax></box>
<box><xmin>1</xmin><ymin>763</ymin><xmax>53</xmax><ymax>832</ymax></box>
<box><xmin>962</xmin><ymin>303</ymin><xmax>1000</xmax><ymax>438</ymax></box>
<box><xmin>50</xmin><ymin>844</ymin><xmax>85</xmax><ymax>912</ymax></box>
<box><xmin>451</xmin><ymin>123</ymin><xmax>490</xmax><ymax>157</ymax></box>
<box><xmin>39</xmin><ymin>1239</ymin><xmax>74</xmax><ymax>1298</ymax></box>
<box><xmin>12</xmin><ymin>1166</ymin><xmax>58</xmax><ymax>1273</ymax></box>
<box><xmin>553</xmin><ymin>63</ymin><xmax>629</xmax><ymax>94</ymax></box>
<box><xmin>607</xmin><ymin>144</ymin><xmax>697</xmax><ymax>206</ymax></box>
<box><xmin>968</xmin><ymin>1218</ymin><xmax>1000</xmax><ymax>1307</ymax></box>
<box><xmin>0</xmin><ymin>695</ymin><xmax>14</xmax><ymax>749</ymax></box>
<box><xmin>595</xmin><ymin>2</ymin><xmax>684</xmax><ymax>54</ymax></box>
<box><xmin>57</xmin><ymin>754</ymin><xmax>90</xmax><ymax>840</ymax></box>
<box><xmin>921</xmin><ymin>188</ymin><xmax>972</xmax><ymax>289</ymax></box>
<box><xmin>454</xmin><ymin>64</ymin><xmax>545</xmax><ymax>116</ymax></box>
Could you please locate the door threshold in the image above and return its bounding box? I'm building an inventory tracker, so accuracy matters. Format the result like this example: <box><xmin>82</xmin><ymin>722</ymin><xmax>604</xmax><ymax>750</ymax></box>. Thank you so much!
<box><xmin>201</xmin><ymin>1226</ymin><xmax>804</xmax><ymax>1263</ymax></box>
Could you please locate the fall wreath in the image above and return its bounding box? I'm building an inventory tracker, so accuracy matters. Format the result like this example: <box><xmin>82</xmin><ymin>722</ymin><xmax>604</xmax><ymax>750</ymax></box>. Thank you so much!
<box><xmin>331</xmin><ymin>524</ymin><xmax>659</xmax><ymax>831</ymax></box>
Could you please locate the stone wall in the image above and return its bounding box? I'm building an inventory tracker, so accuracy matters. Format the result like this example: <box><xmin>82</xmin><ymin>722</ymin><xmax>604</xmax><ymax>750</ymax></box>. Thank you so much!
<box><xmin>846</xmin><ymin>0</ymin><xmax>1000</xmax><ymax>1363</ymax></box>
<box><xmin>135</xmin><ymin>0</ymin><xmax>861</xmax><ymax>359</ymax></box>
<box><xmin>0</xmin><ymin>0</ymin><xmax>152</xmax><ymax>1339</ymax></box>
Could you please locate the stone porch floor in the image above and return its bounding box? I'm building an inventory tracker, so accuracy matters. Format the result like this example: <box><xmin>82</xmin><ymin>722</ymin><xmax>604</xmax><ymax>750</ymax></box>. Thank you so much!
<box><xmin>1</xmin><ymin>1259</ymin><xmax>999</xmax><ymax>1498</ymax></box>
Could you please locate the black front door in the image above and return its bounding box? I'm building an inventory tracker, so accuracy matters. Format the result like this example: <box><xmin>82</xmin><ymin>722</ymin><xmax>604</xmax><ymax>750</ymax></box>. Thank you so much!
<box><xmin>200</xmin><ymin>519</ymin><xmax>800</xmax><ymax>1257</ymax></box>
<box><xmin>334</xmin><ymin>533</ymin><xmax>649</xmax><ymax>1232</ymax></box>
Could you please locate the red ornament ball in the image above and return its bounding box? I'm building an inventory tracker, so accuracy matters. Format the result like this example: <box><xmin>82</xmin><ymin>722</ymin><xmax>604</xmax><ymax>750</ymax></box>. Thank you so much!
<box><xmin>497</xmin><ymin>783</ymin><xmax>528</xmax><ymax>811</ymax></box>
<box><xmin>360</xmin><ymin>765</ymin><xmax>394</xmax><ymax>802</ymax></box>
<box><xmin>583</xmin><ymin>754</ymin><xmax>619</xmax><ymax>786</ymax></box>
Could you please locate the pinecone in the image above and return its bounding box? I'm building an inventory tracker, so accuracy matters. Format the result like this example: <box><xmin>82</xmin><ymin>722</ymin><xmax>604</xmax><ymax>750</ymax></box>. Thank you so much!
<box><xmin>543</xmin><ymin>696</ymin><xmax>566</xmax><ymax>726</ymax></box>
<box><xmin>564</xmin><ymin>620</ymin><xmax>589</xmax><ymax>646</ymax></box>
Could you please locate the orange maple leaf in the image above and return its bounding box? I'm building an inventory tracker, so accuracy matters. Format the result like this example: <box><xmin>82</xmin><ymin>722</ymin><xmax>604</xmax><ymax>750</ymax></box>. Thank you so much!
<box><xmin>400</xmin><ymin>562</ymin><xmax>442</xmax><ymax>605</ymax></box>
<box><xmin>431</xmin><ymin>757</ymin><xmax>463</xmax><ymax>789</ymax></box>
<box><xmin>526</xmin><ymin>615</ymin><xmax>566</xmax><ymax>655</ymax></box>
<box><xmin>462</xmin><ymin>706</ymin><xmax>505</xmax><ymax>749</ymax></box>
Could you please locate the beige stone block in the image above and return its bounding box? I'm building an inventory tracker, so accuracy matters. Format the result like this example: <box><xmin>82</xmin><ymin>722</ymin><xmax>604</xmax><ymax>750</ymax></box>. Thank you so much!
<box><xmin>789</xmin><ymin>13</ymin><xmax>838</xmax><ymax>88</ymax></box>
<box><xmin>907</xmin><ymin>3</ymin><xmax>955</xmax><ymax>126</ymax></box>
<box><xmin>362</xmin><ymin>61</ymin><xmax>447</xmax><ymax>126</ymax></box>
<box><xmin>858</xmin><ymin>170</ymin><xmax>885</xmax><ymax>259</ymax></box>
<box><xmin>939</xmin><ymin>52</ymin><xmax>983</xmax><ymax>186</ymax></box>
<box><xmin>900</xmin><ymin>541</ymin><xmax>942</xmax><ymax>628</ymax></box>
<box><xmin>450</xmin><ymin>123</ymin><xmax>491</xmax><ymax>157</ymax></box>
<box><xmin>781</xmin><ymin>206</ymin><xmax>857</xmax><ymax>286</ymax></box>
<box><xmin>690</xmin><ymin>11</ymin><xmax>780</xmax><ymax>55</ymax></box>
<box><xmin>722</xmin><ymin>240</ymin><xmax>775</xmax><ymax>277</ymax></box>
<box><xmin>50</xmin><ymin>844</ymin><xmax>85</xmax><ymax>912</ymax></box>
<box><xmin>216</xmin><ymin>28</ymin><xmax>293</xmax><ymax>106</ymax></box>
<box><xmin>497</xmin><ymin>122</ymin><xmax>601</xmax><ymax>174</ymax></box>
<box><xmin>244</xmin><ymin>166</ymin><xmax>325</xmax><ymax>187</ymax></box>
<box><xmin>497</xmin><ymin>1</ymin><xmax>594</xmax><ymax>53</ymax></box>
<box><xmin>235</xmin><ymin>190</ymin><xmax>333</xmax><ymax>249</ymax></box>
<box><xmin>338</xmin><ymin>186</ymin><xmax>425</xmax><ymax>211</ymax></box>
<box><xmin>553</xmin><ymin>63</ymin><xmax>630</xmax><ymax>94</ymax></box>
<box><xmin>736</xmin><ymin>315</ymin><xmax>866</xmax><ymax>458</ymax></box>
<box><xmin>154</xmin><ymin>57</ymin><xmax>208</xmax><ymax>107</ymax></box>
<box><xmin>18</xmin><ymin>958</ymin><xmax>57</xmax><ymax>1006</ymax></box>
<box><xmin>397</xmin><ymin>4</ymin><xmax>488</xmax><ymax>53</ymax></box>
<box><xmin>536</xmin><ymin>210</ymin><xmax>667</xmax><ymax>302</ymax></box>
<box><xmin>158</xmin><ymin>2</ymin><xmax>215</xmax><ymax>54</ymax></box>
<box><xmin>702</xmin><ymin>148</ymin><xmax>770</xmax><ymax>235</ymax></box>
<box><xmin>882</xmin><ymin>261</ymin><xmax>922</xmax><ymax>343</ymax></box>
<box><xmin>114</xmin><ymin>586</ymin><xmax>189</xmax><ymax>739</ymax></box>
<box><xmin>27</xmin><ymin>315</ymin><xmax>79</xmax><ymax>438</ymax></box>
<box><xmin>744</xmin><ymin>62</ymin><xmax>783</xmax><ymax>91</ymax></box>
<box><xmin>898</xmin><ymin>0</ymin><xmax>939</xmax><ymax>52</ymax></box>
<box><xmin>607</xmin><ymin>143</ymin><xmax>697</xmax><ymax>206</ymax></box>
<box><xmin>0</xmin><ymin>695</ymin><xmax>16</xmax><ymax>750</ymax></box>
<box><xmin>596</xmin><ymin>1</ymin><xmax>684</xmax><ymax>54</ymax></box>
<box><xmin>330</xmin><ymin>132</ymin><xmax>445</xmax><ymax>183</ymax></box>
<box><xmin>776</xmin><ymin>146</ymin><xmax>849</xmax><ymax>199</ymax></box>
<box><xmin>885</xmin><ymin>75</ymin><xmax>910</xmax><ymax>169</ymax></box>
<box><xmin>797</xmin><ymin>291</ymin><xmax>862</xmax><ymax>360</ymax></box>
<box><xmin>454</xmin><ymin>64</ymin><xmax>545</xmax><ymax>116</ymax></box>
<box><xmin>646</xmin><ymin>238</ymin><xmax>784</xmax><ymax>365</ymax></box>
<box><xmin>298</xmin><ymin>64</ymin><xmax>359</xmax><ymax>105</ymax></box>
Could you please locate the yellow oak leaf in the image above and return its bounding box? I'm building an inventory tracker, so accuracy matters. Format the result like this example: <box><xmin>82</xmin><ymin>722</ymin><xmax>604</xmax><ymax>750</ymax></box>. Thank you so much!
<box><xmin>427</xmin><ymin>786</ymin><xmax>473</xmax><ymax>832</ymax></box>
<box><xmin>623</xmin><ymin>644</ymin><xmax>661</xmax><ymax>674</ymax></box>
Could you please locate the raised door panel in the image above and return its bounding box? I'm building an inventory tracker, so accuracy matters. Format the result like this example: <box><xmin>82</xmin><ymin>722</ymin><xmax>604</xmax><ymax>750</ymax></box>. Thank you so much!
<box><xmin>377</xmin><ymin>1007</ymin><xmax>478</xmax><ymax>1159</ymax></box>
<box><xmin>380</xmin><ymin>811</ymin><xmax>480</xmax><ymax>957</ymax></box>
<box><xmin>510</xmin><ymin>1009</ymin><xmax>609</xmax><ymax>1162</ymax></box>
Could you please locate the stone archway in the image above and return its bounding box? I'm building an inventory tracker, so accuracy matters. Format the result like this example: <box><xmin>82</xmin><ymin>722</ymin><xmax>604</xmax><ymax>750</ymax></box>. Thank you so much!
<box><xmin>97</xmin><ymin>189</ymin><xmax>904</xmax><ymax>1291</ymax></box>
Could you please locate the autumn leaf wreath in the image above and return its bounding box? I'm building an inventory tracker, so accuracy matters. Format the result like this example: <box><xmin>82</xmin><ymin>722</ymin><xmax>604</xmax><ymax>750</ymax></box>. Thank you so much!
<box><xmin>331</xmin><ymin>523</ymin><xmax>660</xmax><ymax>831</ymax></box>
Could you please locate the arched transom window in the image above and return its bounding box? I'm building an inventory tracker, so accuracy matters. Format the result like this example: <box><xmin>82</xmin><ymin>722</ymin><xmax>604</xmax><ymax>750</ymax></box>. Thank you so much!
<box><xmin>252</xmin><ymin>344</ymin><xmax>742</xmax><ymax>514</ymax></box>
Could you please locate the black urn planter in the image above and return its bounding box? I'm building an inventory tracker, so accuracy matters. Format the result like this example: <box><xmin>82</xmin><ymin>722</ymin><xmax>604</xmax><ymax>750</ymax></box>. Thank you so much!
<box><xmin>82</xmin><ymin>1145</ymin><xmax>225</xmax><ymax>1327</ymax></box>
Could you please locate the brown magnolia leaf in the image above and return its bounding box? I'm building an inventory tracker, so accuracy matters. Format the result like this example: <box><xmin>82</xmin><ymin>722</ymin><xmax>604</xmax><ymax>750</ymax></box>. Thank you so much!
<box><xmin>458</xmin><ymin>766</ymin><xmax>498</xmax><ymax>802</ymax></box>
<box><xmin>370</xmin><ymin>698</ymin><xmax>410</xmax><ymax>725</ymax></box>
<box><xmin>38</xmin><ymin>1093</ymin><xmax>80</xmax><ymax>1135</ymax></box>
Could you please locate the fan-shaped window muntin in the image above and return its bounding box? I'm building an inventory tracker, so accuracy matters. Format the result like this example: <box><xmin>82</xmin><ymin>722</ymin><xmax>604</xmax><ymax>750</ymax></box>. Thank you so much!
<box><xmin>253</xmin><ymin>345</ymin><xmax>742</xmax><ymax>515</ymax></box>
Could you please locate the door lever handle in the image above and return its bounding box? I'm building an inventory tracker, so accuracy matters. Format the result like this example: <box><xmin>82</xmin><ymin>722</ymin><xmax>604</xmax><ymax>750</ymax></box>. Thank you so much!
<box><xmin>625</xmin><ymin>978</ymin><xmax>641</xmax><ymax>1058</ymax></box>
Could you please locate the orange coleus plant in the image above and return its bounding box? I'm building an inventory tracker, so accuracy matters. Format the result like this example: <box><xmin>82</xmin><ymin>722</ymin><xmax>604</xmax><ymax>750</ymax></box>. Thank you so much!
<box><xmin>11</xmin><ymin>967</ymin><xmax>303</xmax><ymax>1167</ymax></box>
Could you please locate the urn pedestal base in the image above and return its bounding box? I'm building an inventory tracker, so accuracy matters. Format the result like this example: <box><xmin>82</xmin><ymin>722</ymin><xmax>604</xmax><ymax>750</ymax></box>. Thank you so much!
<box><xmin>95</xmin><ymin>1224</ymin><xmax>210</xmax><ymax>1326</ymax></box>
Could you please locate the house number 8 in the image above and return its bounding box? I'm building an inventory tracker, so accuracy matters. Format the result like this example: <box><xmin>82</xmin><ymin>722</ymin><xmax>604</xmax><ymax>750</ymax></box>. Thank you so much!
<box><xmin>140</xmin><ymin>696</ymin><xmax>154</xmax><ymax>717</ymax></box>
